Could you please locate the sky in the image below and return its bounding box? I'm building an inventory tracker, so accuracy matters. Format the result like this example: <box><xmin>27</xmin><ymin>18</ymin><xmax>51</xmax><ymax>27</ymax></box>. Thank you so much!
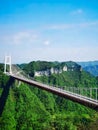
<box><xmin>0</xmin><ymin>0</ymin><xmax>98</xmax><ymax>63</ymax></box>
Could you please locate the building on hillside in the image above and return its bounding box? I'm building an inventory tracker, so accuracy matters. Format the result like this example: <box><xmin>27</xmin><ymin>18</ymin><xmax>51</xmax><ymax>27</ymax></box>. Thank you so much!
<box><xmin>34</xmin><ymin>69</ymin><xmax>50</xmax><ymax>77</ymax></box>
<box><xmin>63</xmin><ymin>65</ymin><xmax>67</xmax><ymax>71</ymax></box>
<box><xmin>34</xmin><ymin>64</ymin><xmax>83</xmax><ymax>77</ymax></box>
<box><xmin>34</xmin><ymin>71</ymin><xmax>44</xmax><ymax>77</ymax></box>
<box><xmin>50</xmin><ymin>67</ymin><xmax>54</xmax><ymax>74</ymax></box>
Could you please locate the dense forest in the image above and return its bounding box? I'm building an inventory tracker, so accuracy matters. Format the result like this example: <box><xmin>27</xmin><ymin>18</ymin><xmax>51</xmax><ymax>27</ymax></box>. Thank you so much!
<box><xmin>0</xmin><ymin>62</ymin><xmax>98</xmax><ymax>130</ymax></box>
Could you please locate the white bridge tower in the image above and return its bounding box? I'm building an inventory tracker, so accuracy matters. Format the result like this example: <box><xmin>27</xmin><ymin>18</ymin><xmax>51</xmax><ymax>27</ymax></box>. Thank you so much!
<box><xmin>4</xmin><ymin>55</ymin><xmax>12</xmax><ymax>74</ymax></box>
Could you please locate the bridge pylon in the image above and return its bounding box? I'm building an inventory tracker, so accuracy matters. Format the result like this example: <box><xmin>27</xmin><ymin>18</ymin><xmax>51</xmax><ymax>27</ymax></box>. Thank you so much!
<box><xmin>4</xmin><ymin>55</ymin><xmax>12</xmax><ymax>74</ymax></box>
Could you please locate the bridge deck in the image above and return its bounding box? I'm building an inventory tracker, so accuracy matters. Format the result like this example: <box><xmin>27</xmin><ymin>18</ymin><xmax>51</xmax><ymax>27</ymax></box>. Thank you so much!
<box><xmin>9</xmin><ymin>74</ymin><xmax>98</xmax><ymax>111</ymax></box>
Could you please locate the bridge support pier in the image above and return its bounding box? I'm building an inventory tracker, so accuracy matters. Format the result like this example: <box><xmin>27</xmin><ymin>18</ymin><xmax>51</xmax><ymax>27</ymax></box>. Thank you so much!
<box><xmin>4</xmin><ymin>55</ymin><xmax>12</xmax><ymax>74</ymax></box>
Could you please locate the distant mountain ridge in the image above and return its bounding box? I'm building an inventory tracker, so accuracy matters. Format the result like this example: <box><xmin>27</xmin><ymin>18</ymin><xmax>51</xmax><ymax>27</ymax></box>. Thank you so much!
<box><xmin>83</xmin><ymin>65</ymin><xmax>98</xmax><ymax>77</ymax></box>
<box><xmin>77</xmin><ymin>61</ymin><xmax>98</xmax><ymax>67</ymax></box>
<box><xmin>77</xmin><ymin>61</ymin><xmax>98</xmax><ymax>76</ymax></box>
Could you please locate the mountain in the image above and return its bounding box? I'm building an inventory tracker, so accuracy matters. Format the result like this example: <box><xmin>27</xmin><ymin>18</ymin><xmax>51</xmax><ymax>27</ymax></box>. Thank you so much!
<box><xmin>78</xmin><ymin>61</ymin><xmax>98</xmax><ymax>76</ymax></box>
<box><xmin>0</xmin><ymin>62</ymin><xmax>98</xmax><ymax>130</ymax></box>
<box><xmin>77</xmin><ymin>61</ymin><xmax>98</xmax><ymax>68</ymax></box>
<box><xmin>20</xmin><ymin>61</ymin><xmax>81</xmax><ymax>77</ymax></box>
<box><xmin>83</xmin><ymin>65</ymin><xmax>98</xmax><ymax>77</ymax></box>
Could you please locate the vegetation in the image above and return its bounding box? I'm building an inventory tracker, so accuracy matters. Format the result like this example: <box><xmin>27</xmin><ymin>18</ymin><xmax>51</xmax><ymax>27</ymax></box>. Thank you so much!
<box><xmin>0</xmin><ymin>62</ymin><xmax>98</xmax><ymax>130</ymax></box>
<box><xmin>20</xmin><ymin>61</ymin><xmax>81</xmax><ymax>77</ymax></box>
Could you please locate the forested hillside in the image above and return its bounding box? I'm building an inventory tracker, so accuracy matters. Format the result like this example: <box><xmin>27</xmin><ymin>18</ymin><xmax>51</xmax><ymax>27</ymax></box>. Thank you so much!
<box><xmin>20</xmin><ymin>61</ymin><xmax>81</xmax><ymax>77</ymax></box>
<box><xmin>0</xmin><ymin>62</ymin><xmax>98</xmax><ymax>130</ymax></box>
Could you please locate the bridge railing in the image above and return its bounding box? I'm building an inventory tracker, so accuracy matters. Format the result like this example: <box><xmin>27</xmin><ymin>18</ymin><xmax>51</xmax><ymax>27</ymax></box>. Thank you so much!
<box><xmin>64</xmin><ymin>86</ymin><xmax>98</xmax><ymax>101</ymax></box>
<box><xmin>11</xmin><ymin>66</ymin><xmax>98</xmax><ymax>102</ymax></box>
<box><xmin>24</xmin><ymin>77</ymin><xmax>98</xmax><ymax>102</ymax></box>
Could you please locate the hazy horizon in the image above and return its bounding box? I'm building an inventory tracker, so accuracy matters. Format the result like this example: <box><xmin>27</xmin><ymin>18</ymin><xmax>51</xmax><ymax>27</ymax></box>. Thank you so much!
<box><xmin>1</xmin><ymin>58</ymin><xmax>98</xmax><ymax>65</ymax></box>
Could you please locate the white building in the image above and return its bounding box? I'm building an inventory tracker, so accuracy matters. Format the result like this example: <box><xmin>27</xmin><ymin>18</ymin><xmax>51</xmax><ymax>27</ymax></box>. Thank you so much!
<box><xmin>63</xmin><ymin>65</ymin><xmax>67</xmax><ymax>71</ymax></box>
<box><xmin>34</xmin><ymin>65</ymin><xmax>68</xmax><ymax>77</ymax></box>
<box><xmin>34</xmin><ymin>71</ymin><xmax>43</xmax><ymax>77</ymax></box>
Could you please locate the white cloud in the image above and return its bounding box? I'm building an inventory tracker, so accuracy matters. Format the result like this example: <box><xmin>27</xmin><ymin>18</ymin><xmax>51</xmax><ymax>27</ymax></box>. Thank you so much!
<box><xmin>12</xmin><ymin>31</ymin><xmax>38</xmax><ymax>44</ymax></box>
<box><xmin>46</xmin><ymin>21</ymin><xmax>98</xmax><ymax>30</ymax></box>
<box><xmin>48</xmin><ymin>24</ymin><xmax>74</xmax><ymax>30</ymax></box>
<box><xmin>43</xmin><ymin>40</ymin><xmax>50</xmax><ymax>46</ymax></box>
<box><xmin>79</xmin><ymin>21</ymin><xmax>98</xmax><ymax>28</ymax></box>
<box><xmin>71</xmin><ymin>9</ymin><xmax>83</xmax><ymax>15</ymax></box>
<box><xmin>13</xmin><ymin>32</ymin><xmax>30</xmax><ymax>44</ymax></box>
<box><xmin>1</xmin><ymin>31</ymin><xmax>38</xmax><ymax>45</ymax></box>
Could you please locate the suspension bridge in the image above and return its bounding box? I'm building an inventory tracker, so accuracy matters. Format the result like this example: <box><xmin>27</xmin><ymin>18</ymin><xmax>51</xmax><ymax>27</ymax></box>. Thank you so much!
<box><xmin>4</xmin><ymin>55</ymin><xmax>98</xmax><ymax>111</ymax></box>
